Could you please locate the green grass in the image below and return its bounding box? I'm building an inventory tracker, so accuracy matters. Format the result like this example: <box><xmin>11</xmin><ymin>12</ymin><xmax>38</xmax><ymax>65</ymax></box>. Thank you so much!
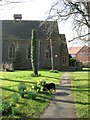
<box><xmin>0</xmin><ymin>70</ymin><xmax>64</xmax><ymax>119</ymax></box>
<box><xmin>72</xmin><ymin>71</ymin><xmax>89</xmax><ymax>118</ymax></box>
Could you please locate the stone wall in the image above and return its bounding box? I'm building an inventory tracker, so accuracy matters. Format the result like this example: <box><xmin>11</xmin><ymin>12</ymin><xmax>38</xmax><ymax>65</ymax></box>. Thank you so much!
<box><xmin>0</xmin><ymin>20</ymin><xmax>2</xmax><ymax>70</ymax></box>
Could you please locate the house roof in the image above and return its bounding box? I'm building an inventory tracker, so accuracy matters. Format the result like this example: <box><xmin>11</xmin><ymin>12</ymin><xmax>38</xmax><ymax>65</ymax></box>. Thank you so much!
<box><xmin>2</xmin><ymin>20</ymin><xmax>60</xmax><ymax>41</ymax></box>
<box><xmin>68</xmin><ymin>46</ymin><xmax>83</xmax><ymax>54</ymax></box>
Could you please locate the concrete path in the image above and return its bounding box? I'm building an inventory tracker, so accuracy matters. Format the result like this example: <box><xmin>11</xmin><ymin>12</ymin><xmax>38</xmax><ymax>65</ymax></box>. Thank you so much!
<box><xmin>40</xmin><ymin>72</ymin><xmax>77</xmax><ymax>119</ymax></box>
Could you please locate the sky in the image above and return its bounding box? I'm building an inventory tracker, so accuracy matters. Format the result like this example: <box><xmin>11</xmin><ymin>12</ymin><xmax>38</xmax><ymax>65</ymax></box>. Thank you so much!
<box><xmin>0</xmin><ymin>0</ymin><xmax>86</xmax><ymax>47</ymax></box>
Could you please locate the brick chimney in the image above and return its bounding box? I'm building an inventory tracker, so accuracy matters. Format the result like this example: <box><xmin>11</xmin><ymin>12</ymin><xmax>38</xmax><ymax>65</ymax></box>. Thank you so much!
<box><xmin>13</xmin><ymin>14</ymin><xmax>22</xmax><ymax>21</ymax></box>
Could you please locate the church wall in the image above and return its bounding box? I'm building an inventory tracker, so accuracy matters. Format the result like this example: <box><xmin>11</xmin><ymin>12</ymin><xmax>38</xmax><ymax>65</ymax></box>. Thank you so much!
<box><xmin>2</xmin><ymin>20</ymin><xmax>69</xmax><ymax>70</ymax></box>
<box><xmin>0</xmin><ymin>20</ymin><xmax>2</xmax><ymax>70</ymax></box>
<box><xmin>2</xmin><ymin>40</ymin><xmax>32</xmax><ymax>69</ymax></box>
<box><xmin>39</xmin><ymin>40</ymin><xmax>51</xmax><ymax>69</ymax></box>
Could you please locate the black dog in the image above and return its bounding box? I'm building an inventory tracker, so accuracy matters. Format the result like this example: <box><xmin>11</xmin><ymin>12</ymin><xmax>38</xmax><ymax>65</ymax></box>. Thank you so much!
<box><xmin>43</xmin><ymin>83</ymin><xmax>56</xmax><ymax>92</ymax></box>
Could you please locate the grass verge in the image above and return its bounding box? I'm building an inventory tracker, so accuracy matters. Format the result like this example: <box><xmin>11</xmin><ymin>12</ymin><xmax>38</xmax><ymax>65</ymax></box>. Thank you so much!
<box><xmin>72</xmin><ymin>71</ymin><xmax>89</xmax><ymax>118</ymax></box>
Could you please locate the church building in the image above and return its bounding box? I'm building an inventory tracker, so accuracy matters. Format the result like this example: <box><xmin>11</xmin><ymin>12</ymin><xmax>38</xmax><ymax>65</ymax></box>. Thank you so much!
<box><xmin>0</xmin><ymin>15</ymin><xmax>69</xmax><ymax>70</ymax></box>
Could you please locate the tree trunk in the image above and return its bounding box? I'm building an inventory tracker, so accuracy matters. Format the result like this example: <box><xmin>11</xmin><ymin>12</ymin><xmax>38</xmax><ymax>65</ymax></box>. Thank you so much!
<box><xmin>50</xmin><ymin>39</ymin><xmax>54</xmax><ymax>71</ymax></box>
<box><xmin>31</xmin><ymin>29</ymin><xmax>38</xmax><ymax>75</ymax></box>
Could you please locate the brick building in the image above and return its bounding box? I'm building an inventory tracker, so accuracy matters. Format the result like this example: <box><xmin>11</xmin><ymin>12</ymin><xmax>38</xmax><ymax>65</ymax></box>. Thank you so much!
<box><xmin>68</xmin><ymin>45</ymin><xmax>90</xmax><ymax>63</ymax></box>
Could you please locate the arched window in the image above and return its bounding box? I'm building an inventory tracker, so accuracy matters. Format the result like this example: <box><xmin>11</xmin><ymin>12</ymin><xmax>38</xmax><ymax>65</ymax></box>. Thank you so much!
<box><xmin>9</xmin><ymin>44</ymin><xmax>15</xmax><ymax>59</ymax></box>
<box><xmin>46</xmin><ymin>50</ymin><xmax>49</xmax><ymax>59</ymax></box>
<box><xmin>45</xmin><ymin>47</ymin><xmax>51</xmax><ymax>60</ymax></box>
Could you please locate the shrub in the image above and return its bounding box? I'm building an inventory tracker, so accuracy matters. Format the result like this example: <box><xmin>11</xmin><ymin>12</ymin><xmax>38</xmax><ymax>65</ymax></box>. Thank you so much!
<box><xmin>2</xmin><ymin>63</ymin><xmax>14</xmax><ymax>72</ymax></box>
<box><xmin>33</xmin><ymin>80</ymin><xmax>46</xmax><ymax>92</ymax></box>
<box><xmin>18</xmin><ymin>83</ymin><xmax>26</xmax><ymax>98</ymax></box>
<box><xmin>11</xmin><ymin>93</ymin><xmax>20</xmax><ymax>104</ymax></box>
<box><xmin>12</xmin><ymin>107</ymin><xmax>21</xmax><ymax>115</ymax></box>
<box><xmin>83</xmin><ymin>62</ymin><xmax>90</xmax><ymax>68</ymax></box>
<box><xmin>1</xmin><ymin>100</ymin><xmax>12</xmax><ymax>115</ymax></box>
<box><xmin>18</xmin><ymin>83</ymin><xmax>26</xmax><ymax>91</ymax></box>
<box><xmin>1</xmin><ymin>97</ymin><xmax>21</xmax><ymax>116</ymax></box>
<box><xmin>2</xmin><ymin>63</ymin><xmax>6</xmax><ymax>71</ymax></box>
<box><xmin>38</xmin><ymin>80</ymin><xmax>46</xmax><ymax>87</ymax></box>
<box><xmin>76</xmin><ymin>61</ymin><xmax>83</xmax><ymax>71</ymax></box>
<box><xmin>69</xmin><ymin>58</ymin><xmax>76</xmax><ymax>66</ymax></box>
<box><xmin>19</xmin><ymin>90</ymin><xmax>25</xmax><ymax>98</ymax></box>
<box><xmin>33</xmin><ymin>84</ymin><xmax>41</xmax><ymax>92</ymax></box>
<box><xmin>27</xmin><ymin>90</ymin><xmax>37</xmax><ymax>100</ymax></box>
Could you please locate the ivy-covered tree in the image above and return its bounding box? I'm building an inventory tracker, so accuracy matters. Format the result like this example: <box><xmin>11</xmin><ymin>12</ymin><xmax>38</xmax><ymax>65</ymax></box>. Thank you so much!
<box><xmin>13</xmin><ymin>49</ymin><xmax>22</xmax><ymax>70</ymax></box>
<box><xmin>31</xmin><ymin>29</ymin><xmax>38</xmax><ymax>75</ymax></box>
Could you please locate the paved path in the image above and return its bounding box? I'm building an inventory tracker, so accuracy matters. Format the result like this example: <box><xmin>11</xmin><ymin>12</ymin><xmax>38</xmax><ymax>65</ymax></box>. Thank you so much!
<box><xmin>40</xmin><ymin>72</ymin><xmax>77</xmax><ymax>119</ymax></box>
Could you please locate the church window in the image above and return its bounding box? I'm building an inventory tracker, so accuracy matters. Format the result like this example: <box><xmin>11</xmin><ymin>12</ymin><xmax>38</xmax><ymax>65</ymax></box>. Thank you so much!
<box><xmin>45</xmin><ymin>49</ymin><xmax>51</xmax><ymax>59</ymax></box>
<box><xmin>62</xmin><ymin>56</ymin><xmax>67</xmax><ymax>63</ymax></box>
<box><xmin>46</xmin><ymin>51</ymin><xmax>49</xmax><ymax>59</ymax></box>
<box><xmin>9</xmin><ymin>44</ymin><xmax>15</xmax><ymax>59</ymax></box>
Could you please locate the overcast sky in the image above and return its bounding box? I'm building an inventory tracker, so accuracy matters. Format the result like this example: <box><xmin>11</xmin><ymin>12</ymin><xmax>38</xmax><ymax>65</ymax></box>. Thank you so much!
<box><xmin>0</xmin><ymin>0</ymin><xmax>85</xmax><ymax>47</ymax></box>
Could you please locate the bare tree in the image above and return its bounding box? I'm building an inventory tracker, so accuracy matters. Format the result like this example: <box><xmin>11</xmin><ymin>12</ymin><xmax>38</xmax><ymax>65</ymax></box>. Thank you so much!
<box><xmin>47</xmin><ymin>0</ymin><xmax>90</xmax><ymax>43</ymax></box>
<box><xmin>1</xmin><ymin>0</ymin><xmax>90</xmax><ymax>43</ymax></box>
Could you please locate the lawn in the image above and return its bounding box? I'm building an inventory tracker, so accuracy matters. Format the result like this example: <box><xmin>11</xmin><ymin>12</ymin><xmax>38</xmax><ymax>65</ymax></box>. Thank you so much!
<box><xmin>0</xmin><ymin>70</ymin><xmax>64</xmax><ymax>119</ymax></box>
<box><xmin>71</xmin><ymin>70</ymin><xmax>89</xmax><ymax>118</ymax></box>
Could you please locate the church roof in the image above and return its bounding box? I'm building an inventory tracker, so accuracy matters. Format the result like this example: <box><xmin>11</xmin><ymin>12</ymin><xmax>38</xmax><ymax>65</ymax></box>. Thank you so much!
<box><xmin>2</xmin><ymin>20</ymin><xmax>60</xmax><ymax>41</ymax></box>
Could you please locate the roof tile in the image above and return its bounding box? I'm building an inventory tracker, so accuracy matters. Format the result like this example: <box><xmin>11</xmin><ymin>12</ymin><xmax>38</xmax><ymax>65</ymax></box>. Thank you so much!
<box><xmin>68</xmin><ymin>46</ymin><xmax>83</xmax><ymax>54</ymax></box>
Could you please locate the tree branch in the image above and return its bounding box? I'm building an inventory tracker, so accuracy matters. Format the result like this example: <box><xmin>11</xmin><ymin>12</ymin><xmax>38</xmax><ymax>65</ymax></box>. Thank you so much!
<box><xmin>69</xmin><ymin>32</ymin><xmax>90</xmax><ymax>42</ymax></box>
